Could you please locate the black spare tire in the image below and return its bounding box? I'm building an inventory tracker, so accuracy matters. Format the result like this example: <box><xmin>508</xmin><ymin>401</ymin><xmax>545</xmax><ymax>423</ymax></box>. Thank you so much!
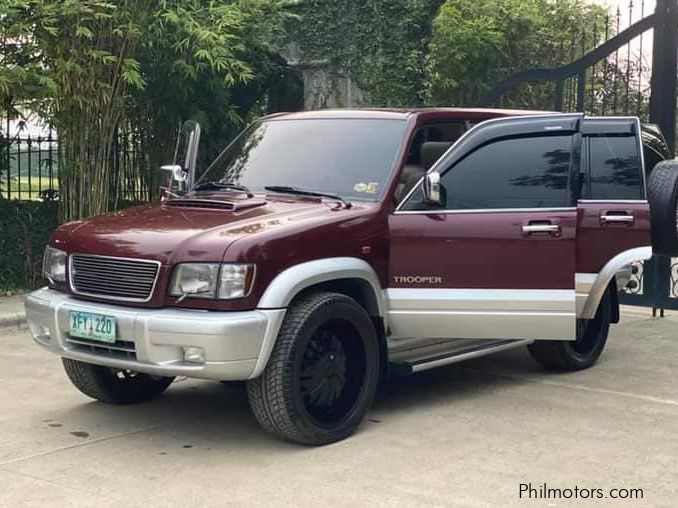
<box><xmin>648</xmin><ymin>159</ymin><xmax>678</xmax><ymax>256</ymax></box>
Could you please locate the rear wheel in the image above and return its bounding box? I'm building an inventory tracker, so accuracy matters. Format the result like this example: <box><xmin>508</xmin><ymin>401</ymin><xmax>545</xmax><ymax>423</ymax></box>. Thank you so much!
<box><xmin>528</xmin><ymin>289</ymin><xmax>612</xmax><ymax>371</ymax></box>
<box><xmin>247</xmin><ymin>292</ymin><xmax>380</xmax><ymax>445</ymax></box>
<box><xmin>62</xmin><ymin>358</ymin><xmax>174</xmax><ymax>404</ymax></box>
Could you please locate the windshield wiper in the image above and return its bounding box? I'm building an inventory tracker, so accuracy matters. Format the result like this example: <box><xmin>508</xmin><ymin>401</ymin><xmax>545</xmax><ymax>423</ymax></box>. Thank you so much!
<box><xmin>264</xmin><ymin>186</ymin><xmax>352</xmax><ymax>209</ymax></box>
<box><xmin>193</xmin><ymin>181</ymin><xmax>254</xmax><ymax>198</ymax></box>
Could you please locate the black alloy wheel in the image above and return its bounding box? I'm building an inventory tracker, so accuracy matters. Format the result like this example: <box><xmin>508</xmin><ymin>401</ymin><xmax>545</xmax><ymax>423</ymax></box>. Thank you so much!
<box><xmin>247</xmin><ymin>292</ymin><xmax>380</xmax><ymax>445</ymax></box>
<box><xmin>298</xmin><ymin>321</ymin><xmax>367</xmax><ymax>428</ymax></box>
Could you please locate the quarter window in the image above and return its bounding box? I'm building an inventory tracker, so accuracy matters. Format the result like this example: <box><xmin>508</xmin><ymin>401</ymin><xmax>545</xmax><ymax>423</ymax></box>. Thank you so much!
<box><xmin>584</xmin><ymin>135</ymin><xmax>643</xmax><ymax>200</ymax></box>
<box><xmin>402</xmin><ymin>135</ymin><xmax>573</xmax><ymax>210</ymax></box>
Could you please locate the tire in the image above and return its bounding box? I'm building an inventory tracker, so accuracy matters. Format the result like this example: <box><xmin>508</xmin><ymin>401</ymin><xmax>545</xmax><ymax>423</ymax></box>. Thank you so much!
<box><xmin>62</xmin><ymin>358</ymin><xmax>174</xmax><ymax>404</ymax></box>
<box><xmin>528</xmin><ymin>288</ymin><xmax>612</xmax><ymax>371</ymax></box>
<box><xmin>648</xmin><ymin>159</ymin><xmax>678</xmax><ymax>256</ymax></box>
<box><xmin>246</xmin><ymin>292</ymin><xmax>380</xmax><ymax>445</ymax></box>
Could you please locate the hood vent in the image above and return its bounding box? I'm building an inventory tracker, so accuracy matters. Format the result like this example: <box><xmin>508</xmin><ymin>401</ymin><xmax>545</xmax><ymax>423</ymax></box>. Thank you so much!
<box><xmin>164</xmin><ymin>199</ymin><xmax>236</xmax><ymax>211</ymax></box>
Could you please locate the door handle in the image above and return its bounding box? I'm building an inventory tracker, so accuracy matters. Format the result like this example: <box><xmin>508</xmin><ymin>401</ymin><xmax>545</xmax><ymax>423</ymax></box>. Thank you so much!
<box><xmin>522</xmin><ymin>219</ymin><xmax>562</xmax><ymax>237</ymax></box>
<box><xmin>522</xmin><ymin>224</ymin><xmax>561</xmax><ymax>234</ymax></box>
<box><xmin>600</xmin><ymin>211</ymin><xmax>635</xmax><ymax>225</ymax></box>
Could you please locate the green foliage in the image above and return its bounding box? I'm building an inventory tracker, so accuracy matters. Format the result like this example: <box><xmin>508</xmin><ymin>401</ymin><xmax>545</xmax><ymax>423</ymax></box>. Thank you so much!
<box><xmin>427</xmin><ymin>0</ymin><xmax>608</xmax><ymax>107</ymax></box>
<box><xmin>0</xmin><ymin>200</ymin><xmax>58</xmax><ymax>290</ymax></box>
<box><xmin>291</xmin><ymin>0</ymin><xmax>445</xmax><ymax>107</ymax></box>
<box><xmin>131</xmin><ymin>0</ymin><xmax>292</xmax><ymax>177</ymax></box>
<box><xmin>1</xmin><ymin>0</ymin><xmax>290</xmax><ymax>221</ymax></box>
<box><xmin>0</xmin><ymin>199</ymin><xmax>147</xmax><ymax>291</ymax></box>
<box><xmin>291</xmin><ymin>0</ymin><xmax>606</xmax><ymax>110</ymax></box>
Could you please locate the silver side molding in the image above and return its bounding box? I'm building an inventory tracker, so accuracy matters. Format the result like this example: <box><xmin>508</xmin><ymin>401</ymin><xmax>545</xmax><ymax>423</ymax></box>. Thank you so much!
<box><xmin>575</xmin><ymin>273</ymin><xmax>597</xmax><ymax>317</ymax></box>
<box><xmin>257</xmin><ymin>257</ymin><xmax>385</xmax><ymax>313</ymax></box>
<box><xmin>386</xmin><ymin>288</ymin><xmax>576</xmax><ymax>341</ymax></box>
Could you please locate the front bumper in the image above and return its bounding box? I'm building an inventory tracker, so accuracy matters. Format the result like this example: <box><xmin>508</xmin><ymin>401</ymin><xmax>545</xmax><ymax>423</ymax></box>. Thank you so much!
<box><xmin>25</xmin><ymin>288</ymin><xmax>285</xmax><ymax>381</ymax></box>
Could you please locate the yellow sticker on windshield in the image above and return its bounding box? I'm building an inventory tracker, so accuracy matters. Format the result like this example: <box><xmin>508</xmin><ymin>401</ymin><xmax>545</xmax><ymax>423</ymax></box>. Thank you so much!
<box><xmin>354</xmin><ymin>182</ymin><xmax>379</xmax><ymax>194</ymax></box>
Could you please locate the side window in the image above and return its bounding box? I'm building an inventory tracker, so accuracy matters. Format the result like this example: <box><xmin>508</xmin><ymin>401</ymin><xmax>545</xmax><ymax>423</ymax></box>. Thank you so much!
<box><xmin>402</xmin><ymin>134</ymin><xmax>573</xmax><ymax>210</ymax></box>
<box><xmin>396</xmin><ymin>122</ymin><xmax>468</xmax><ymax>203</ymax></box>
<box><xmin>583</xmin><ymin>135</ymin><xmax>643</xmax><ymax>200</ymax></box>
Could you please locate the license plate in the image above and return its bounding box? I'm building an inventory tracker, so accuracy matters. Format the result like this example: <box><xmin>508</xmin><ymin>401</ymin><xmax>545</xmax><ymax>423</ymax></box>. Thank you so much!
<box><xmin>69</xmin><ymin>311</ymin><xmax>117</xmax><ymax>343</ymax></box>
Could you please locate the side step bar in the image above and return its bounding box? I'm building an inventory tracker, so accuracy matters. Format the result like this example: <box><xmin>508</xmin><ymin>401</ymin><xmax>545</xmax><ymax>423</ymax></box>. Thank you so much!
<box><xmin>390</xmin><ymin>339</ymin><xmax>533</xmax><ymax>376</ymax></box>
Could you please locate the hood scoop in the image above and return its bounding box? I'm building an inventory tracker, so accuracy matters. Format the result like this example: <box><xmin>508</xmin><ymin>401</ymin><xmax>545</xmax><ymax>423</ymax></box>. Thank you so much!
<box><xmin>164</xmin><ymin>197</ymin><xmax>266</xmax><ymax>211</ymax></box>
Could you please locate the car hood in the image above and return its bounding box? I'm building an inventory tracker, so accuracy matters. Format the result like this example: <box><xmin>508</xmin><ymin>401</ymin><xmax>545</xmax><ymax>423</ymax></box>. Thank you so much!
<box><xmin>51</xmin><ymin>195</ymin><xmax>377</xmax><ymax>265</ymax></box>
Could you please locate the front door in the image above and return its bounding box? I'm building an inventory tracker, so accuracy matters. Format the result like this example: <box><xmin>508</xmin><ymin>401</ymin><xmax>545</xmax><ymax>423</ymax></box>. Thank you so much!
<box><xmin>388</xmin><ymin>115</ymin><xmax>582</xmax><ymax>341</ymax></box>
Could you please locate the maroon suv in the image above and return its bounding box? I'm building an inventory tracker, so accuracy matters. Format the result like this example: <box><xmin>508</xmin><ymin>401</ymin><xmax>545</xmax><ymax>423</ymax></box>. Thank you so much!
<box><xmin>25</xmin><ymin>108</ymin><xmax>677</xmax><ymax>445</ymax></box>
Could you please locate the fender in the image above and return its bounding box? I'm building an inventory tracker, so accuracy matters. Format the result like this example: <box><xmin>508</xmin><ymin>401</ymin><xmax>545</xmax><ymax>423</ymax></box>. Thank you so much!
<box><xmin>250</xmin><ymin>257</ymin><xmax>386</xmax><ymax>378</ymax></box>
<box><xmin>579</xmin><ymin>246</ymin><xmax>652</xmax><ymax>320</ymax></box>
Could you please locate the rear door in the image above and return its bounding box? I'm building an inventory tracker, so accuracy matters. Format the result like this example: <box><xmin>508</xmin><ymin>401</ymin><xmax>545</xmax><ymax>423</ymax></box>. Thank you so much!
<box><xmin>576</xmin><ymin>118</ymin><xmax>650</xmax><ymax>312</ymax></box>
<box><xmin>389</xmin><ymin>114</ymin><xmax>582</xmax><ymax>341</ymax></box>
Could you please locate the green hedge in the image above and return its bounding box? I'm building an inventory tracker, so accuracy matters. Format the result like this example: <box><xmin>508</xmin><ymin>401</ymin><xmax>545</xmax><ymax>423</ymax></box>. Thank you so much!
<box><xmin>0</xmin><ymin>200</ymin><xmax>59</xmax><ymax>292</ymax></box>
<box><xmin>0</xmin><ymin>200</ymin><xmax>149</xmax><ymax>292</ymax></box>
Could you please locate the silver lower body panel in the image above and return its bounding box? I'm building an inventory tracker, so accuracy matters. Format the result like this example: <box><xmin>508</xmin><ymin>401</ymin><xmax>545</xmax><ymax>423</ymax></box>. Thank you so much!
<box><xmin>386</xmin><ymin>288</ymin><xmax>576</xmax><ymax>341</ymax></box>
<box><xmin>25</xmin><ymin>288</ymin><xmax>285</xmax><ymax>381</ymax></box>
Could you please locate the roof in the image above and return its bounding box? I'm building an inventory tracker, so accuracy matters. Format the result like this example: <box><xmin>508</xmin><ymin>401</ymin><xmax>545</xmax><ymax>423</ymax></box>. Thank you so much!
<box><xmin>264</xmin><ymin>107</ymin><xmax>554</xmax><ymax>122</ymax></box>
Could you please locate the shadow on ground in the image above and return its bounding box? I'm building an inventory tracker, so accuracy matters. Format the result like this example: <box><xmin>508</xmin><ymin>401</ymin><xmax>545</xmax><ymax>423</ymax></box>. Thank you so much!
<box><xmin>42</xmin><ymin>347</ymin><xmax>552</xmax><ymax>450</ymax></box>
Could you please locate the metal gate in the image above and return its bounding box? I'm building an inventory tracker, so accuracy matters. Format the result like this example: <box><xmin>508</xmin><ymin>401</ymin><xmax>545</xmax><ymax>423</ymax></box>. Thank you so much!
<box><xmin>483</xmin><ymin>0</ymin><xmax>678</xmax><ymax>312</ymax></box>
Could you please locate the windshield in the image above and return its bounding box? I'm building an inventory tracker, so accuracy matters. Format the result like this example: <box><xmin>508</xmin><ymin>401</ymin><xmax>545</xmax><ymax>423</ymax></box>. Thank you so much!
<box><xmin>196</xmin><ymin>118</ymin><xmax>408</xmax><ymax>201</ymax></box>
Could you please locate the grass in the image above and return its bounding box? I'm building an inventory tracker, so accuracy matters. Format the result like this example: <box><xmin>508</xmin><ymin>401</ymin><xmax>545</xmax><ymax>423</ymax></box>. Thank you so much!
<box><xmin>1</xmin><ymin>176</ymin><xmax>148</xmax><ymax>202</ymax></box>
<box><xmin>0</xmin><ymin>176</ymin><xmax>59</xmax><ymax>201</ymax></box>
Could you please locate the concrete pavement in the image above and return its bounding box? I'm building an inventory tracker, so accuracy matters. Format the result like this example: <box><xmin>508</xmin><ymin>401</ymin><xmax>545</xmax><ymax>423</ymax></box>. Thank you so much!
<box><xmin>1</xmin><ymin>308</ymin><xmax>677</xmax><ymax>507</ymax></box>
<box><xmin>0</xmin><ymin>295</ymin><xmax>26</xmax><ymax>333</ymax></box>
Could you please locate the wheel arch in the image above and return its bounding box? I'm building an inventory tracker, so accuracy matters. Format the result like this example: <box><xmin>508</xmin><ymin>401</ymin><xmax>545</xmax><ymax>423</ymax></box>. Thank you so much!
<box><xmin>292</xmin><ymin>278</ymin><xmax>380</xmax><ymax>315</ymax></box>
<box><xmin>251</xmin><ymin>257</ymin><xmax>386</xmax><ymax>379</ymax></box>
<box><xmin>579</xmin><ymin>246</ymin><xmax>651</xmax><ymax>320</ymax></box>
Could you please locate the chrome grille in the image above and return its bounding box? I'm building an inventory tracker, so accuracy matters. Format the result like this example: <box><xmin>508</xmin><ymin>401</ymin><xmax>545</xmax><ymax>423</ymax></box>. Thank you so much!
<box><xmin>70</xmin><ymin>254</ymin><xmax>160</xmax><ymax>302</ymax></box>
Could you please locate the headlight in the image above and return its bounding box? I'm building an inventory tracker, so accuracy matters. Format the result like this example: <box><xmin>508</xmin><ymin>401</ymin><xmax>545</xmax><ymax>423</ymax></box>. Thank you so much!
<box><xmin>43</xmin><ymin>246</ymin><xmax>67</xmax><ymax>283</ymax></box>
<box><xmin>218</xmin><ymin>264</ymin><xmax>256</xmax><ymax>299</ymax></box>
<box><xmin>169</xmin><ymin>264</ymin><xmax>220</xmax><ymax>300</ymax></box>
<box><xmin>169</xmin><ymin>263</ymin><xmax>255</xmax><ymax>301</ymax></box>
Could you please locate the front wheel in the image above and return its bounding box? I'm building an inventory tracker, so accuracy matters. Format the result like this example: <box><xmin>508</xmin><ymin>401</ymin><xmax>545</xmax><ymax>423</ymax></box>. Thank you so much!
<box><xmin>247</xmin><ymin>292</ymin><xmax>380</xmax><ymax>445</ymax></box>
<box><xmin>62</xmin><ymin>358</ymin><xmax>174</xmax><ymax>404</ymax></box>
<box><xmin>528</xmin><ymin>288</ymin><xmax>612</xmax><ymax>371</ymax></box>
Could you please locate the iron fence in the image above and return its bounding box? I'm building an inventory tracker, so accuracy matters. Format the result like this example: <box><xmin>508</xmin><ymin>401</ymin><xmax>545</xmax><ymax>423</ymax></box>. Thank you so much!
<box><xmin>0</xmin><ymin>118</ymin><xmax>151</xmax><ymax>203</ymax></box>
<box><xmin>486</xmin><ymin>0</ymin><xmax>676</xmax><ymax>151</ymax></box>
<box><xmin>485</xmin><ymin>0</ymin><xmax>678</xmax><ymax>312</ymax></box>
<box><xmin>0</xmin><ymin>126</ymin><xmax>58</xmax><ymax>201</ymax></box>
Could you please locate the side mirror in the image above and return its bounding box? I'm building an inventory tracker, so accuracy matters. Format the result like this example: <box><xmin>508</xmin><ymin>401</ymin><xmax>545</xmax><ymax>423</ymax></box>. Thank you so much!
<box><xmin>159</xmin><ymin>165</ymin><xmax>187</xmax><ymax>199</ymax></box>
<box><xmin>159</xmin><ymin>120</ymin><xmax>201</xmax><ymax>199</ymax></box>
<box><xmin>423</xmin><ymin>172</ymin><xmax>442</xmax><ymax>206</ymax></box>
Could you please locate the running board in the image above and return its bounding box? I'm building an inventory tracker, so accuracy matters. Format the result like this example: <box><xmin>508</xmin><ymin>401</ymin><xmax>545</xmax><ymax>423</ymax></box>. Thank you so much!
<box><xmin>390</xmin><ymin>339</ymin><xmax>533</xmax><ymax>376</ymax></box>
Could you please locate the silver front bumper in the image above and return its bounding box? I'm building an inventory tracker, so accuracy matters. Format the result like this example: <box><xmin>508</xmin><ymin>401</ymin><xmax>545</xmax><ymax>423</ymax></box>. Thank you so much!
<box><xmin>25</xmin><ymin>288</ymin><xmax>285</xmax><ymax>381</ymax></box>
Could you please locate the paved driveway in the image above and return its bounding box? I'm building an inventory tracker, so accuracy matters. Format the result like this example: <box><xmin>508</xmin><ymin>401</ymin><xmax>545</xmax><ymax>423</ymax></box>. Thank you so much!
<box><xmin>1</xmin><ymin>309</ymin><xmax>677</xmax><ymax>507</ymax></box>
